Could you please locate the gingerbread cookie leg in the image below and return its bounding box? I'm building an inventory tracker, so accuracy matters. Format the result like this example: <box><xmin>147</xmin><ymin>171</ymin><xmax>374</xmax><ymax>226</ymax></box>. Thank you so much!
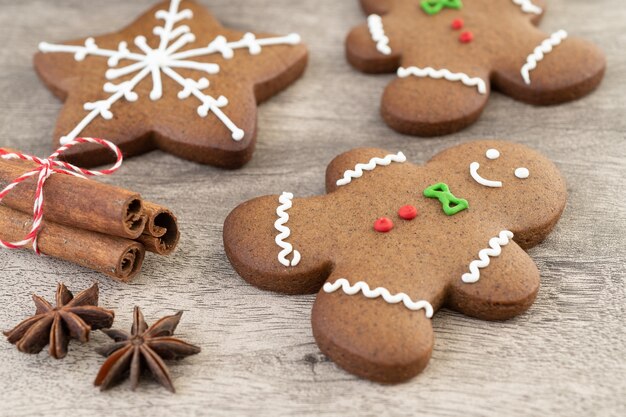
<box><xmin>492</xmin><ymin>28</ymin><xmax>606</xmax><ymax>105</ymax></box>
<box><xmin>223</xmin><ymin>194</ymin><xmax>333</xmax><ymax>294</ymax></box>
<box><xmin>448</xmin><ymin>235</ymin><xmax>540</xmax><ymax>321</ymax></box>
<box><xmin>312</xmin><ymin>271</ymin><xmax>434</xmax><ymax>383</ymax></box>
<box><xmin>381</xmin><ymin>68</ymin><xmax>491</xmax><ymax>136</ymax></box>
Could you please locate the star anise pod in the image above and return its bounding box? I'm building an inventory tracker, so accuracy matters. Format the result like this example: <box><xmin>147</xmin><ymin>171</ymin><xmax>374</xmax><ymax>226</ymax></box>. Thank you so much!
<box><xmin>94</xmin><ymin>306</ymin><xmax>200</xmax><ymax>392</ymax></box>
<box><xmin>3</xmin><ymin>283</ymin><xmax>114</xmax><ymax>359</ymax></box>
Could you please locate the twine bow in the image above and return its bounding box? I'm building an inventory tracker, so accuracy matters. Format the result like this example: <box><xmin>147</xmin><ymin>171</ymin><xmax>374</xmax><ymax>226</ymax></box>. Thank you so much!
<box><xmin>0</xmin><ymin>137</ymin><xmax>123</xmax><ymax>254</ymax></box>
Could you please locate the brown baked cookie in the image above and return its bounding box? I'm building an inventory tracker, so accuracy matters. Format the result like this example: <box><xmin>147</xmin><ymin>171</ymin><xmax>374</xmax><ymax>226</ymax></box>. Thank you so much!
<box><xmin>346</xmin><ymin>0</ymin><xmax>605</xmax><ymax>136</ymax></box>
<box><xmin>223</xmin><ymin>140</ymin><xmax>567</xmax><ymax>382</ymax></box>
<box><xmin>35</xmin><ymin>0</ymin><xmax>307</xmax><ymax>168</ymax></box>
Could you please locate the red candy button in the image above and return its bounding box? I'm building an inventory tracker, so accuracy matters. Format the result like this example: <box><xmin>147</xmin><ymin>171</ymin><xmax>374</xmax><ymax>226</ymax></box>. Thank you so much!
<box><xmin>374</xmin><ymin>217</ymin><xmax>394</xmax><ymax>233</ymax></box>
<box><xmin>459</xmin><ymin>31</ymin><xmax>474</xmax><ymax>43</ymax></box>
<box><xmin>451</xmin><ymin>18</ymin><xmax>464</xmax><ymax>30</ymax></box>
<box><xmin>398</xmin><ymin>205</ymin><xmax>418</xmax><ymax>220</ymax></box>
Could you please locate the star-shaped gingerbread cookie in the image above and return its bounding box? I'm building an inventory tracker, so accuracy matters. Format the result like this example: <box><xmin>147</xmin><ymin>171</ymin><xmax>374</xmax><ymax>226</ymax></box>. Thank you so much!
<box><xmin>346</xmin><ymin>0</ymin><xmax>605</xmax><ymax>136</ymax></box>
<box><xmin>224</xmin><ymin>140</ymin><xmax>567</xmax><ymax>382</ymax></box>
<box><xmin>35</xmin><ymin>0</ymin><xmax>308</xmax><ymax>167</ymax></box>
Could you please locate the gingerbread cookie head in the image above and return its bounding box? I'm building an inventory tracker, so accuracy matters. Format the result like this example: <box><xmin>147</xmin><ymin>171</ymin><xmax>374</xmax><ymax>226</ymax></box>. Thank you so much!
<box><xmin>423</xmin><ymin>140</ymin><xmax>567</xmax><ymax>247</ymax></box>
<box><xmin>346</xmin><ymin>0</ymin><xmax>605</xmax><ymax>136</ymax></box>
<box><xmin>224</xmin><ymin>140</ymin><xmax>567</xmax><ymax>382</ymax></box>
<box><xmin>35</xmin><ymin>0</ymin><xmax>307</xmax><ymax>168</ymax></box>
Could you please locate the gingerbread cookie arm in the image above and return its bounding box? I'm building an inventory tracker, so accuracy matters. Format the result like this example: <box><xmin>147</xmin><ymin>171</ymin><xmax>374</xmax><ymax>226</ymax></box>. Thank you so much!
<box><xmin>312</xmin><ymin>271</ymin><xmax>434</xmax><ymax>383</ymax></box>
<box><xmin>359</xmin><ymin>0</ymin><xmax>393</xmax><ymax>16</ymax></box>
<box><xmin>345</xmin><ymin>18</ymin><xmax>402</xmax><ymax>74</ymax></box>
<box><xmin>492</xmin><ymin>28</ymin><xmax>606</xmax><ymax>105</ymax></box>
<box><xmin>447</xmin><ymin>238</ymin><xmax>540</xmax><ymax>321</ymax></box>
<box><xmin>223</xmin><ymin>194</ymin><xmax>334</xmax><ymax>295</ymax></box>
<box><xmin>381</xmin><ymin>68</ymin><xmax>490</xmax><ymax>136</ymax></box>
<box><xmin>510</xmin><ymin>0</ymin><xmax>547</xmax><ymax>24</ymax></box>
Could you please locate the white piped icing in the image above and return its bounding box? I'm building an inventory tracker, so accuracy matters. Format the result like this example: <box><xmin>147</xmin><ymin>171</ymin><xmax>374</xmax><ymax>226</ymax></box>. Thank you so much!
<box><xmin>515</xmin><ymin>167</ymin><xmax>530</xmax><ymax>179</ymax></box>
<box><xmin>486</xmin><ymin>149</ymin><xmax>500</xmax><ymax>160</ymax></box>
<box><xmin>367</xmin><ymin>14</ymin><xmax>391</xmax><ymax>55</ymax></box>
<box><xmin>470</xmin><ymin>162</ymin><xmax>503</xmax><ymax>188</ymax></box>
<box><xmin>39</xmin><ymin>0</ymin><xmax>302</xmax><ymax>144</ymax></box>
<box><xmin>520</xmin><ymin>30</ymin><xmax>568</xmax><ymax>85</ymax></box>
<box><xmin>462</xmin><ymin>230</ymin><xmax>514</xmax><ymax>283</ymax></box>
<box><xmin>323</xmin><ymin>278</ymin><xmax>434</xmax><ymax>318</ymax></box>
<box><xmin>274</xmin><ymin>192</ymin><xmax>301</xmax><ymax>267</ymax></box>
<box><xmin>336</xmin><ymin>151</ymin><xmax>406</xmax><ymax>187</ymax></box>
<box><xmin>512</xmin><ymin>0</ymin><xmax>543</xmax><ymax>15</ymax></box>
<box><xmin>398</xmin><ymin>66</ymin><xmax>487</xmax><ymax>94</ymax></box>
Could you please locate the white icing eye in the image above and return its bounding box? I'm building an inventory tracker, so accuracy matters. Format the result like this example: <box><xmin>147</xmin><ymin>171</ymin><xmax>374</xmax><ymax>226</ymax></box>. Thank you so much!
<box><xmin>486</xmin><ymin>148</ymin><xmax>500</xmax><ymax>160</ymax></box>
<box><xmin>515</xmin><ymin>167</ymin><xmax>530</xmax><ymax>179</ymax></box>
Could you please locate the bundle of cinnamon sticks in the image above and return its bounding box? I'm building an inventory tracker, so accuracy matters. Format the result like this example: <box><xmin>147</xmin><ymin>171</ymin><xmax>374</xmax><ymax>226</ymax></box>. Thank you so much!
<box><xmin>0</xmin><ymin>150</ymin><xmax>179</xmax><ymax>282</ymax></box>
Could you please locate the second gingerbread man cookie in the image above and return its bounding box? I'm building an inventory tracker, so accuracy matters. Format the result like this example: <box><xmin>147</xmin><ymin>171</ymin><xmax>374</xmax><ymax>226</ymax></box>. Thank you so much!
<box><xmin>35</xmin><ymin>0</ymin><xmax>307</xmax><ymax>168</ymax></box>
<box><xmin>347</xmin><ymin>0</ymin><xmax>605</xmax><ymax>136</ymax></box>
<box><xmin>224</xmin><ymin>140</ymin><xmax>567</xmax><ymax>382</ymax></box>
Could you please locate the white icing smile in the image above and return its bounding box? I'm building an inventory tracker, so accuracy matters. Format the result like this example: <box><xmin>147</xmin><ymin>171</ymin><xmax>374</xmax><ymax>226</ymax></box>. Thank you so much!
<box><xmin>470</xmin><ymin>148</ymin><xmax>530</xmax><ymax>188</ymax></box>
<box><xmin>470</xmin><ymin>162</ymin><xmax>502</xmax><ymax>188</ymax></box>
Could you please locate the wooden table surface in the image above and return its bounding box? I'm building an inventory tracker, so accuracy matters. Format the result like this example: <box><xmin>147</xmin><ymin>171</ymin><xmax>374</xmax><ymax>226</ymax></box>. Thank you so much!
<box><xmin>0</xmin><ymin>0</ymin><xmax>624</xmax><ymax>416</ymax></box>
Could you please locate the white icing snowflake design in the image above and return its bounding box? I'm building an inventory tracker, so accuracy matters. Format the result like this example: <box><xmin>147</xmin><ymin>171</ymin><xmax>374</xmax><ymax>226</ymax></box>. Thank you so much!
<box><xmin>39</xmin><ymin>0</ymin><xmax>301</xmax><ymax>144</ymax></box>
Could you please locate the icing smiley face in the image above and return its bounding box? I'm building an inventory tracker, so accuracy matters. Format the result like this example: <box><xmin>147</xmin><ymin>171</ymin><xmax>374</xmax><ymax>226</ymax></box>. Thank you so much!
<box><xmin>470</xmin><ymin>148</ymin><xmax>531</xmax><ymax>188</ymax></box>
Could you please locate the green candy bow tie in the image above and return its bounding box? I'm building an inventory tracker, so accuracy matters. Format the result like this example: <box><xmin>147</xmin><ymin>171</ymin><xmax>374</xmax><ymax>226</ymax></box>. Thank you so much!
<box><xmin>421</xmin><ymin>0</ymin><xmax>463</xmax><ymax>15</ymax></box>
<box><xmin>424</xmin><ymin>182</ymin><xmax>469</xmax><ymax>216</ymax></box>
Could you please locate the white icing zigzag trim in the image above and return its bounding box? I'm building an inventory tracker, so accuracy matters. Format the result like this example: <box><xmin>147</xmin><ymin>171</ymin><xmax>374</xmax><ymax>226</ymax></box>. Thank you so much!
<box><xmin>462</xmin><ymin>230</ymin><xmax>514</xmax><ymax>283</ymax></box>
<box><xmin>324</xmin><ymin>278</ymin><xmax>434</xmax><ymax>318</ymax></box>
<box><xmin>336</xmin><ymin>152</ymin><xmax>406</xmax><ymax>187</ymax></box>
<box><xmin>367</xmin><ymin>14</ymin><xmax>391</xmax><ymax>55</ymax></box>
<box><xmin>398</xmin><ymin>66</ymin><xmax>487</xmax><ymax>95</ymax></box>
<box><xmin>274</xmin><ymin>192</ymin><xmax>301</xmax><ymax>267</ymax></box>
<box><xmin>521</xmin><ymin>30</ymin><xmax>568</xmax><ymax>85</ymax></box>
<box><xmin>512</xmin><ymin>0</ymin><xmax>543</xmax><ymax>15</ymax></box>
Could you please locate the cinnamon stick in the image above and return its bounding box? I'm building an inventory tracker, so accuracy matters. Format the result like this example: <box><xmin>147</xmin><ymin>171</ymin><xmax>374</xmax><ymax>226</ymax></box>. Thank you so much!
<box><xmin>138</xmin><ymin>202</ymin><xmax>180</xmax><ymax>255</ymax></box>
<box><xmin>0</xmin><ymin>206</ymin><xmax>144</xmax><ymax>282</ymax></box>
<box><xmin>0</xmin><ymin>157</ymin><xmax>147</xmax><ymax>239</ymax></box>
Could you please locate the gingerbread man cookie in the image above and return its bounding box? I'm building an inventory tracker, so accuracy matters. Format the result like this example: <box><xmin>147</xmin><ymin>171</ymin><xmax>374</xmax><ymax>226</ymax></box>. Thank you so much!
<box><xmin>224</xmin><ymin>140</ymin><xmax>567</xmax><ymax>382</ymax></box>
<box><xmin>35</xmin><ymin>0</ymin><xmax>307</xmax><ymax>167</ymax></box>
<box><xmin>347</xmin><ymin>0</ymin><xmax>605</xmax><ymax>136</ymax></box>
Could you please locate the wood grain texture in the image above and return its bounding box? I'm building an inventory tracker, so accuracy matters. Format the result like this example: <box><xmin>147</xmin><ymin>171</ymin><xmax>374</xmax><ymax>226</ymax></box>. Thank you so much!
<box><xmin>0</xmin><ymin>0</ymin><xmax>624</xmax><ymax>416</ymax></box>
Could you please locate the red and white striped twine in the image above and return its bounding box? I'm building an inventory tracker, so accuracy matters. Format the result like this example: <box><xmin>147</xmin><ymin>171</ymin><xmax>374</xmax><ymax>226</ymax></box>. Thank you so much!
<box><xmin>0</xmin><ymin>137</ymin><xmax>123</xmax><ymax>254</ymax></box>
